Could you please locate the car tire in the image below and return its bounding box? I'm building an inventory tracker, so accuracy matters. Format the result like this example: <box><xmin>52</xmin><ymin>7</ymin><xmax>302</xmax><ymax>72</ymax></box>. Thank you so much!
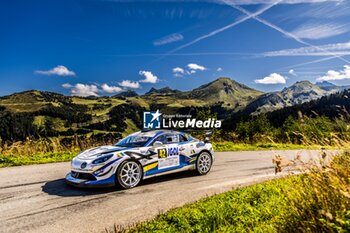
<box><xmin>116</xmin><ymin>160</ymin><xmax>143</xmax><ymax>189</ymax></box>
<box><xmin>195</xmin><ymin>151</ymin><xmax>213</xmax><ymax>175</ymax></box>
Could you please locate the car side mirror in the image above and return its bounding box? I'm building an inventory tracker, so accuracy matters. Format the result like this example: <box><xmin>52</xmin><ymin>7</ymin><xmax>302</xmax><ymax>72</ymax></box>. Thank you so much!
<box><xmin>153</xmin><ymin>141</ymin><xmax>163</xmax><ymax>147</ymax></box>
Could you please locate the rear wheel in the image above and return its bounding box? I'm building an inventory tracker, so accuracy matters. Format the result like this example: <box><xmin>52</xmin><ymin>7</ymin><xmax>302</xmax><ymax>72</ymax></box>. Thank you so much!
<box><xmin>195</xmin><ymin>152</ymin><xmax>212</xmax><ymax>175</ymax></box>
<box><xmin>116</xmin><ymin>160</ymin><xmax>142</xmax><ymax>189</ymax></box>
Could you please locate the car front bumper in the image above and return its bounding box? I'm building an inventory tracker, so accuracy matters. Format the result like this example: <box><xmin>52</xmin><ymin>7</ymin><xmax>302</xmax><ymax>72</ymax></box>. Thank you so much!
<box><xmin>65</xmin><ymin>172</ymin><xmax>115</xmax><ymax>188</ymax></box>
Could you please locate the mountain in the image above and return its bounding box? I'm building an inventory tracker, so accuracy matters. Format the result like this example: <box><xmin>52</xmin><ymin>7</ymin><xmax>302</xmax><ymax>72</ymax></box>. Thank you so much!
<box><xmin>113</xmin><ymin>90</ymin><xmax>138</xmax><ymax>98</ymax></box>
<box><xmin>265</xmin><ymin>88</ymin><xmax>350</xmax><ymax>127</ymax></box>
<box><xmin>1</xmin><ymin>77</ymin><xmax>349</xmax><ymax>144</ymax></box>
<box><xmin>316</xmin><ymin>81</ymin><xmax>350</xmax><ymax>92</ymax></box>
<box><xmin>144</xmin><ymin>87</ymin><xmax>181</xmax><ymax>96</ymax></box>
<box><xmin>139</xmin><ymin>77</ymin><xmax>264</xmax><ymax>109</ymax></box>
<box><xmin>242</xmin><ymin>81</ymin><xmax>330</xmax><ymax>114</ymax></box>
<box><xmin>0</xmin><ymin>90</ymin><xmax>73</xmax><ymax>112</ymax></box>
<box><xmin>2</xmin><ymin>79</ymin><xmax>347</xmax><ymax>115</ymax></box>
<box><xmin>178</xmin><ymin>77</ymin><xmax>264</xmax><ymax>108</ymax></box>
<box><xmin>316</xmin><ymin>81</ymin><xmax>336</xmax><ymax>89</ymax></box>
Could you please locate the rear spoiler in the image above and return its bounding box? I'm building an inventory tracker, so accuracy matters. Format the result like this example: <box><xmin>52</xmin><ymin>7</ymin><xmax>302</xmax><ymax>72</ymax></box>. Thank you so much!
<box><xmin>204</xmin><ymin>130</ymin><xmax>212</xmax><ymax>143</ymax></box>
<box><xmin>182</xmin><ymin>130</ymin><xmax>212</xmax><ymax>143</ymax></box>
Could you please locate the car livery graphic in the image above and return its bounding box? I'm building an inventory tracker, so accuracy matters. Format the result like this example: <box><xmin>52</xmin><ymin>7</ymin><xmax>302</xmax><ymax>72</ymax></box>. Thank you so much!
<box><xmin>65</xmin><ymin>130</ymin><xmax>214</xmax><ymax>189</ymax></box>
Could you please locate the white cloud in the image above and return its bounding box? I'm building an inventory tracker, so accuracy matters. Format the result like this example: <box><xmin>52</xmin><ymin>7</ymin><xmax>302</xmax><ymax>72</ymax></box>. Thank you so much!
<box><xmin>226</xmin><ymin>2</ymin><xmax>350</xmax><ymax>64</ymax></box>
<box><xmin>139</xmin><ymin>70</ymin><xmax>158</xmax><ymax>83</ymax></box>
<box><xmin>108</xmin><ymin>0</ymin><xmax>342</xmax><ymax>4</ymax></box>
<box><xmin>289</xmin><ymin>69</ymin><xmax>297</xmax><ymax>76</ymax></box>
<box><xmin>172</xmin><ymin>67</ymin><xmax>185</xmax><ymax>77</ymax></box>
<box><xmin>153</xmin><ymin>33</ymin><xmax>184</xmax><ymax>46</ymax></box>
<box><xmin>255</xmin><ymin>73</ymin><xmax>287</xmax><ymax>84</ymax></box>
<box><xmin>71</xmin><ymin>83</ymin><xmax>99</xmax><ymax>97</ymax></box>
<box><xmin>162</xmin><ymin>1</ymin><xmax>277</xmax><ymax>58</ymax></box>
<box><xmin>291</xmin><ymin>23</ymin><xmax>349</xmax><ymax>40</ymax></box>
<box><xmin>35</xmin><ymin>65</ymin><xmax>76</xmax><ymax>76</ymax></box>
<box><xmin>62</xmin><ymin>83</ymin><xmax>73</xmax><ymax>88</ymax></box>
<box><xmin>299</xmin><ymin>3</ymin><xmax>350</xmax><ymax>19</ymax></box>
<box><xmin>173</xmin><ymin>67</ymin><xmax>185</xmax><ymax>74</ymax></box>
<box><xmin>317</xmin><ymin>65</ymin><xmax>350</xmax><ymax>81</ymax></box>
<box><xmin>212</xmin><ymin>0</ymin><xmax>343</xmax><ymax>4</ymax></box>
<box><xmin>118</xmin><ymin>80</ymin><xmax>140</xmax><ymax>89</ymax></box>
<box><xmin>101</xmin><ymin>84</ymin><xmax>123</xmax><ymax>93</ymax></box>
<box><xmin>172</xmin><ymin>64</ymin><xmax>207</xmax><ymax>77</ymax></box>
<box><xmin>217</xmin><ymin>67</ymin><xmax>223</xmax><ymax>72</ymax></box>
<box><xmin>263</xmin><ymin>41</ymin><xmax>350</xmax><ymax>57</ymax></box>
<box><xmin>187</xmin><ymin>63</ymin><xmax>207</xmax><ymax>71</ymax></box>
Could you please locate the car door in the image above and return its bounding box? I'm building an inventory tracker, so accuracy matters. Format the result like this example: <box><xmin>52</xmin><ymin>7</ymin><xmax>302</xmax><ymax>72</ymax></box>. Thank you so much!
<box><xmin>178</xmin><ymin>134</ymin><xmax>193</xmax><ymax>157</ymax></box>
<box><xmin>155</xmin><ymin>133</ymin><xmax>182</xmax><ymax>172</ymax></box>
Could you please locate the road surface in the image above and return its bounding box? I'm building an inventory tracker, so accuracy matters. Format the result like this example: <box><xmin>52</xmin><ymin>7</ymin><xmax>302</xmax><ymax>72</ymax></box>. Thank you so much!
<box><xmin>0</xmin><ymin>150</ymin><xmax>336</xmax><ymax>233</ymax></box>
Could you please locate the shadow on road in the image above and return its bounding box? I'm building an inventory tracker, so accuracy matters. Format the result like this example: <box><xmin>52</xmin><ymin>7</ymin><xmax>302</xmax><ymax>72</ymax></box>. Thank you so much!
<box><xmin>42</xmin><ymin>171</ymin><xmax>195</xmax><ymax>197</ymax></box>
<box><xmin>42</xmin><ymin>179</ymin><xmax>118</xmax><ymax>197</ymax></box>
<box><xmin>141</xmin><ymin>170</ymin><xmax>195</xmax><ymax>186</ymax></box>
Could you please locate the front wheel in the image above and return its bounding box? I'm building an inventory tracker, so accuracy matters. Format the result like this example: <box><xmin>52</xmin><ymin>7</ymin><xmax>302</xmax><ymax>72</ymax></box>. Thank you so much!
<box><xmin>195</xmin><ymin>152</ymin><xmax>212</xmax><ymax>175</ymax></box>
<box><xmin>116</xmin><ymin>160</ymin><xmax>142</xmax><ymax>189</ymax></box>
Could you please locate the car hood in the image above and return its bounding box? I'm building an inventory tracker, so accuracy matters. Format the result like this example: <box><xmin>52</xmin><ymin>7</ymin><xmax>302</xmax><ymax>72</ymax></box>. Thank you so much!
<box><xmin>76</xmin><ymin>145</ymin><xmax>127</xmax><ymax>160</ymax></box>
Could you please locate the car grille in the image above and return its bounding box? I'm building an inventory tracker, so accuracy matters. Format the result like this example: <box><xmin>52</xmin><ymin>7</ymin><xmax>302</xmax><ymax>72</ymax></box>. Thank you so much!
<box><xmin>71</xmin><ymin>171</ymin><xmax>97</xmax><ymax>181</ymax></box>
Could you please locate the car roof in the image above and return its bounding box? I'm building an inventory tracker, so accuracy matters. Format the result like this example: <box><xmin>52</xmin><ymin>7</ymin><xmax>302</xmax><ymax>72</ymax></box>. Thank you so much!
<box><xmin>130</xmin><ymin>130</ymin><xmax>184</xmax><ymax>138</ymax></box>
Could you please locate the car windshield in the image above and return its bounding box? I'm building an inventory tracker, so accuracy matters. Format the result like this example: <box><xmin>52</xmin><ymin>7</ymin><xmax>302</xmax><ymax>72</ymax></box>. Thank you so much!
<box><xmin>115</xmin><ymin>135</ymin><xmax>152</xmax><ymax>148</ymax></box>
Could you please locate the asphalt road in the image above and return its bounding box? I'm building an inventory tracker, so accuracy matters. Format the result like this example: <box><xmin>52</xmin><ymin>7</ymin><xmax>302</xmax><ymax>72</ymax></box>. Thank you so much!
<box><xmin>0</xmin><ymin>150</ymin><xmax>337</xmax><ymax>233</ymax></box>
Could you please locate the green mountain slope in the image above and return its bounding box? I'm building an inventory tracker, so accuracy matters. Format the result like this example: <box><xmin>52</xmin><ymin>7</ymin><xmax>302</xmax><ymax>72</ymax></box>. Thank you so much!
<box><xmin>179</xmin><ymin>77</ymin><xmax>263</xmax><ymax>108</ymax></box>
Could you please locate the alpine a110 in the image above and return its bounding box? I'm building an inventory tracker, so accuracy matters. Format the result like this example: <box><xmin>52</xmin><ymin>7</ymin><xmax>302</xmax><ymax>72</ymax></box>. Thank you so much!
<box><xmin>65</xmin><ymin>130</ymin><xmax>214</xmax><ymax>189</ymax></box>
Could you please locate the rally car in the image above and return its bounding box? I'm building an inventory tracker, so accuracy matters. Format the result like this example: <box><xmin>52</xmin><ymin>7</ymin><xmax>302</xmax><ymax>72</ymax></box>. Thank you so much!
<box><xmin>65</xmin><ymin>130</ymin><xmax>214</xmax><ymax>189</ymax></box>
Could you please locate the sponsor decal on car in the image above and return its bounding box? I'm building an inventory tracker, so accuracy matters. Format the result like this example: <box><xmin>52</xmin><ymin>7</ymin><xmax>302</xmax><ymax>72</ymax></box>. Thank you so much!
<box><xmin>158</xmin><ymin>156</ymin><xmax>180</xmax><ymax>169</ymax></box>
<box><xmin>158</xmin><ymin>148</ymin><xmax>167</xmax><ymax>158</ymax></box>
<box><xmin>167</xmin><ymin>147</ymin><xmax>179</xmax><ymax>156</ymax></box>
<box><xmin>157</xmin><ymin>147</ymin><xmax>180</xmax><ymax>169</ymax></box>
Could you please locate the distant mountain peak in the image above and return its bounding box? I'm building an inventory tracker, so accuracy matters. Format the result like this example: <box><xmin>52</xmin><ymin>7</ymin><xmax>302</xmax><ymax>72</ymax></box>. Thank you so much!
<box><xmin>316</xmin><ymin>81</ymin><xmax>336</xmax><ymax>87</ymax></box>
<box><xmin>113</xmin><ymin>90</ymin><xmax>138</xmax><ymax>98</ymax></box>
<box><xmin>245</xmin><ymin>80</ymin><xmax>330</xmax><ymax>114</ymax></box>
<box><xmin>145</xmin><ymin>86</ymin><xmax>181</xmax><ymax>96</ymax></box>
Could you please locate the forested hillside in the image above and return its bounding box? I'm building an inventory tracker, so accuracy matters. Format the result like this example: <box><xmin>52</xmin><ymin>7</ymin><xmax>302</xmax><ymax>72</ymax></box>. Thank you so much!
<box><xmin>0</xmin><ymin>78</ymin><xmax>348</xmax><ymax>151</ymax></box>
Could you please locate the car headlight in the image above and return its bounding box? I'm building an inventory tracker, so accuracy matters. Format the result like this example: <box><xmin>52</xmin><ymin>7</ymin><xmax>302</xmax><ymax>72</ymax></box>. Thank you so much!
<box><xmin>92</xmin><ymin>154</ymin><xmax>113</xmax><ymax>165</ymax></box>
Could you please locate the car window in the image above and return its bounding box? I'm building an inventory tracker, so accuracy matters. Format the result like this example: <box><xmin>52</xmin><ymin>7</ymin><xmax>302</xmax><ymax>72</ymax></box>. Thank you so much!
<box><xmin>153</xmin><ymin>134</ymin><xmax>179</xmax><ymax>145</ymax></box>
<box><xmin>115</xmin><ymin>135</ymin><xmax>152</xmax><ymax>147</ymax></box>
<box><xmin>166</xmin><ymin>134</ymin><xmax>179</xmax><ymax>144</ymax></box>
<box><xmin>179</xmin><ymin>134</ymin><xmax>188</xmax><ymax>142</ymax></box>
<box><xmin>153</xmin><ymin>134</ymin><xmax>167</xmax><ymax>145</ymax></box>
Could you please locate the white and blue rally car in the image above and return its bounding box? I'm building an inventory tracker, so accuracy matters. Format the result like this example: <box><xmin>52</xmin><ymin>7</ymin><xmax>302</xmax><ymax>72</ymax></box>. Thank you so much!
<box><xmin>65</xmin><ymin>130</ymin><xmax>214</xmax><ymax>189</ymax></box>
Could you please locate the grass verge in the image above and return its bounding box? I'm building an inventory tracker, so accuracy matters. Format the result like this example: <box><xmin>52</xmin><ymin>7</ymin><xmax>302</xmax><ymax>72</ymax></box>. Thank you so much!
<box><xmin>113</xmin><ymin>152</ymin><xmax>350</xmax><ymax>233</ymax></box>
<box><xmin>112</xmin><ymin>177</ymin><xmax>293</xmax><ymax>233</ymax></box>
<box><xmin>0</xmin><ymin>151</ymin><xmax>76</xmax><ymax>167</ymax></box>
<box><xmin>212</xmin><ymin>141</ymin><xmax>336</xmax><ymax>152</ymax></box>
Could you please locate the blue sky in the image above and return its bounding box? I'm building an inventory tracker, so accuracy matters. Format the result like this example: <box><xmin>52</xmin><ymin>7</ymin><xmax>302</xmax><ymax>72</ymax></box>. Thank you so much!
<box><xmin>1</xmin><ymin>0</ymin><xmax>350</xmax><ymax>96</ymax></box>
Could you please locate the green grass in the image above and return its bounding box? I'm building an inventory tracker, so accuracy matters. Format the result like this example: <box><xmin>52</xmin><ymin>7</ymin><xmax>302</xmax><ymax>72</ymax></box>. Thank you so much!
<box><xmin>123</xmin><ymin>119</ymin><xmax>140</xmax><ymax>137</ymax></box>
<box><xmin>213</xmin><ymin>141</ymin><xmax>336</xmax><ymax>152</ymax></box>
<box><xmin>118</xmin><ymin>177</ymin><xmax>294</xmax><ymax>233</ymax></box>
<box><xmin>116</xmin><ymin>152</ymin><xmax>350</xmax><ymax>233</ymax></box>
<box><xmin>0</xmin><ymin>151</ymin><xmax>77</xmax><ymax>167</ymax></box>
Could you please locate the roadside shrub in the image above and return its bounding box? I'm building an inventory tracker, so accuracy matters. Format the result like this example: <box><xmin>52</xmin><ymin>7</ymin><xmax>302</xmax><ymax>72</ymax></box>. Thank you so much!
<box><xmin>235</xmin><ymin>114</ymin><xmax>273</xmax><ymax>143</ymax></box>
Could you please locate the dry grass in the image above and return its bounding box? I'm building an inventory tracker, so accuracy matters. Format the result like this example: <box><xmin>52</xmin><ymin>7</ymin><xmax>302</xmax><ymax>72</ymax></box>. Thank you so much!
<box><xmin>276</xmin><ymin>151</ymin><xmax>350</xmax><ymax>232</ymax></box>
